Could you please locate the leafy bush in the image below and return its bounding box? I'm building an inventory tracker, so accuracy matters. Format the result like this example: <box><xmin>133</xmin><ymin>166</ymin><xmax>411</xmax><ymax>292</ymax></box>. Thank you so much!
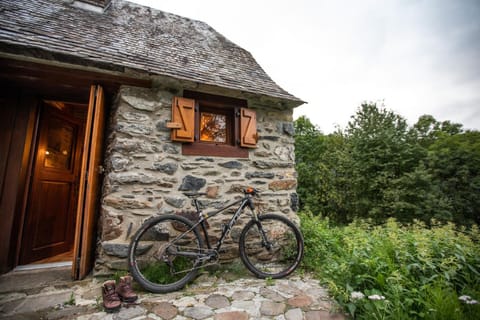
<box><xmin>300</xmin><ymin>212</ymin><xmax>480</xmax><ymax>319</ymax></box>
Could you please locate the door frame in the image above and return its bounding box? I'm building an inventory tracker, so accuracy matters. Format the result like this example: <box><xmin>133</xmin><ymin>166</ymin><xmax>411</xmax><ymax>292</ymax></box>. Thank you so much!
<box><xmin>10</xmin><ymin>85</ymin><xmax>106</xmax><ymax>279</ymax></box>
<box><xmin>0</xmin><ymin>58</ymin><xmax>151</xmax><ymax>276</ymax></box>
<box><xmin>11</xmin><ymin>85</ymin><xmax>106</xmax><ymax>278</ymax></box>
<box><xmin>0</xmin><ymin>93</ymin><xmax>39</xmax><ymax>274</ymax></box>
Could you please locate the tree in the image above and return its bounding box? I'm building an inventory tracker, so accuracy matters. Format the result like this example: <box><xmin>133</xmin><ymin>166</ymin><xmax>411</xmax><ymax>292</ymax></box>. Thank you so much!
<box><xmin>294</xmin><ymin>117</ymin><xmax>352</xmax><ymax>222</ymax></box>
<box><xmin>382</xmin><ymin>163</ymin><xmax>452</xmax><ymax>223</ymax></box>
<box><xmin>294</xmin><ymin>107</ymin><xmax>479</xmax><ymax>226</ymax></box>
<box><xmin>345</xmin><ymin>103</ymin><xmax>422</xmax><ymax>221</ymax></box>
<box><xmin>427</xmin><ymin>131</ymin><xmax>480</xmax><ymax>225</ymax></box>
<box><xmin>294</xmin><ymin>116</ymin><xmax>329</xmax><ymax>213</ymax></box>
<box><xmin>411</xmin><ymin>114</ymin><xmax>463</xmax><ymax>147</ymax></box>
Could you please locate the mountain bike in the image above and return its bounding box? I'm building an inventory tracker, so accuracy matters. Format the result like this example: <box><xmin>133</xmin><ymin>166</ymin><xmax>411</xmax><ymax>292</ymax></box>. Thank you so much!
<box><xmin>128</xmin><ymin>187</ymin><xmax>304</xmax><ymax>293</ymax></box>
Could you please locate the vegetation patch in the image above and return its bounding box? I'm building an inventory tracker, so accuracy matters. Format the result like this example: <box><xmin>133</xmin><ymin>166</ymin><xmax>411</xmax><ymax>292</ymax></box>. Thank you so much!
<box><xmin>294</xmin><ymin>103</ymin><xmax>480</xmax><ymax>227</ymax></box>
<box><xmin>300</xmin><ymin>213</ymin><xmax>480</xmax><ymax>319</ymax></box>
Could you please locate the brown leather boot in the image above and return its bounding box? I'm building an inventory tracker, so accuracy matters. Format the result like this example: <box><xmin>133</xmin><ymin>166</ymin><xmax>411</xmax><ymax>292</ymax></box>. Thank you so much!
<box><xmin>116</xmin><ymin>275</ymin><xmax>138</xmax><ymax>303</ymax></box>
<box><xmin>102</xmin><ymin>280</ymin><xmax>121</xmax><ymax>313</ymax></box>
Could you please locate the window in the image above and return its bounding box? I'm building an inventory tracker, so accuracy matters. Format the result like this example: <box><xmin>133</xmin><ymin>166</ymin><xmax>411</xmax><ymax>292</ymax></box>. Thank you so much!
<box><xmin>167</xmin><ymin>92</ymin><xmax>257</xmax><ymax>157</ymax></box>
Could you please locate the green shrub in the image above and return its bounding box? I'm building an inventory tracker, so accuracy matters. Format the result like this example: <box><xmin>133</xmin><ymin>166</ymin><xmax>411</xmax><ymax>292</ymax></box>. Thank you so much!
<box><xmin>300</xmin><ymin>212</ymin><xmax>480</xmax><ymax>319</ymax></box>
<box><xmin>142</xmin><ymin>257</ymin><xmax>193</xmax><ymax>284</ymax></box>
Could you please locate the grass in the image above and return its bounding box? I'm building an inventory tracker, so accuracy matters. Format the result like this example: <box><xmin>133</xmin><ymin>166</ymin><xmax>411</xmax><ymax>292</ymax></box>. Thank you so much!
<box><xmin>206</xmin><ymin>259</ymin><xmax>251</xmax><ymax>281</ymax></box>
<box><xmin>142</xmin><ymin>256</ymin><xmax>194</xmax><ymax>284</ymax></box>
<box><xmin>265</xmin><ymin>276</ymin><xmax>275</xmax><ymax>286</ymax></box>
<box><xmin>112</xmin><ymin>270</ymin><xmax>128</xmax><ymax>283</ymax></box>
<box><xmin>300</xmin><ymin>212</ymin><xmax>480</xmax><ymax>319</ymax></box>
<box><xmin>64</xmin><ymin>292</ymin><xmax>76</xmax><ymax>306</ymax></box>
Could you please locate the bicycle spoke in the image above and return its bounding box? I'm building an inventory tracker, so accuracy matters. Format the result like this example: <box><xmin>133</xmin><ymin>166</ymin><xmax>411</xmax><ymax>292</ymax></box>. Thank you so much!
<box><xmin>128</xmin><ymin>215</ymin><xmax>204</xmax><ymax>293</ymax></box>
<box><xmin>239</xmin><ymin>214</ymin><xmax>304</xmax><ymax>278</ymax></box>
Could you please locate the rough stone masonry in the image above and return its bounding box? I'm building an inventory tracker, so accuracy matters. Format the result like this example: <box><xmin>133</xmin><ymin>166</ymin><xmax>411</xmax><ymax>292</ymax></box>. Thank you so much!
<box><xmin>95</xmin><ymin>85</ymin><xmax>299</xmax><ymax>276</ymax></box>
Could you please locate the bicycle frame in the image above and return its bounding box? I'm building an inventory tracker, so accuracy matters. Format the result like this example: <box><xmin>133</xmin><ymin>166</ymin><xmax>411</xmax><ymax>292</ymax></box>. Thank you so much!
<box><xmin>170</xmin><ymin>194</ymin><xmax>260</xmax><ymax>260</ymax></box>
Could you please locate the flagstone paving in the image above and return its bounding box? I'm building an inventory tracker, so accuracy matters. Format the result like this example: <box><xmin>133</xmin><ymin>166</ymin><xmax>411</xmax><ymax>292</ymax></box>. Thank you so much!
<box><xmin>0</xmin><ymin>268</ymin><xmax>347</xmax><ymax>319</ymax></box>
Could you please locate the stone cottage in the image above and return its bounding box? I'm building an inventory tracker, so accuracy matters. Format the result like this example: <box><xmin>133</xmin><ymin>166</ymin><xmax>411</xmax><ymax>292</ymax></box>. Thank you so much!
<box><xmin>0</xmin><ymin>0</ymin><xmax>304</xmax><ymax>279</ymax></box>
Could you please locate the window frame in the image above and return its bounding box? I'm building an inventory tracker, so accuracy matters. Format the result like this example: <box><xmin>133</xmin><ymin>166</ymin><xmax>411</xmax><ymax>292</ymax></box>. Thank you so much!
<box><xmin>181</xmin><ymin>91</ymin><xmax>251</xmax><ymax>158</ymax></box>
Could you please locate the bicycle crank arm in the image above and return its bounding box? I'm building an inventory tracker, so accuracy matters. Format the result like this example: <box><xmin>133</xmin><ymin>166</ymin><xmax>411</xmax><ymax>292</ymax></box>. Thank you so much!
<box><xmin>171</xmin><ymin>250</ymin><xmax>205</xmax><ymax>259</ymax></box>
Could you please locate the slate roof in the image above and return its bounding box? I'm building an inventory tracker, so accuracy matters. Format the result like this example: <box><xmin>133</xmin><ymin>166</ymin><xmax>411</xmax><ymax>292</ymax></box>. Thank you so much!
<box><xmin>0</xmin><ymin>0</ymin><xmax>303</xmax><ymax>106</ymax></box>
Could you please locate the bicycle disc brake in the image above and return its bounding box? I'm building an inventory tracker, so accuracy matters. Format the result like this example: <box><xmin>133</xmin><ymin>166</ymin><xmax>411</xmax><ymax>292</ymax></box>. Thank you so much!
<box><xmin>153</xmin><ymin>243</ymin><xmax>175</xmax><ymax>262</ymax></box>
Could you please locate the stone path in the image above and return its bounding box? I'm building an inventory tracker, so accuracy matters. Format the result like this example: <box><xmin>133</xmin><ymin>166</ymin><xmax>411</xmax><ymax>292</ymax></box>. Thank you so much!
<box><xmin>0</xmin><ymin>269</ymin><xmax>347</xmax><ymax>319</ymax></box>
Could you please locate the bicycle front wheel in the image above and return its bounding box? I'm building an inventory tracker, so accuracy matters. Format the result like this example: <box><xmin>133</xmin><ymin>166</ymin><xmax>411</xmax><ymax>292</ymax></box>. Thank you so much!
<box><xmin>239</xmin><ymin>214</ymin><xmax>304</xmax><ymax>279</ymax></box>
<box><xmin>128</xmin><ymin>215</ymin><xmax>204</xmax><ymax>293</ymax></box>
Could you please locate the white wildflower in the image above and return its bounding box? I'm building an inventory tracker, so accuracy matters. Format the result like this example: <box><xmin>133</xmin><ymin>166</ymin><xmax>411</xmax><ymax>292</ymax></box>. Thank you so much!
<box><xmin>351</xmin><ymin>291</ymin><xmax>365</xmax><ymax>300</ymax></box>
<box><xmin>459</xmin><ymin>295</ymin><xmax>478</xmax><ymax>305</ymax></box>
<box><xmin>368</xmin><ymin>294</ymin><xmax>386</xmax><ymax>301</ymax></box>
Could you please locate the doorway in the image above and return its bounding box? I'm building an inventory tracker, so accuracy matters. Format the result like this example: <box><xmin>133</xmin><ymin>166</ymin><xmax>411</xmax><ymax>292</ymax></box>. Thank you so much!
<box><xmin>11</xmin><ymin>85</ymin><xmax>107</xmax><ymax>280</ymax></box>
<box><xmin>0</xmin><ymin>58</ymin><xmax>148</xmax><ymax>278</ymax></box>
<box><xmin>19</xmin><ymin>101</ymin><xmax>87</xmax><ymax>266</ymax></box>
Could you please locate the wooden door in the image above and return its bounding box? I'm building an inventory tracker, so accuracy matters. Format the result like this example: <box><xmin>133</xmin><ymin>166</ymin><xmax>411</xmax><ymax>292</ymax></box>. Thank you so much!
<box><xmin>19</xmin><ymin>103</ymin><xmax>84</xmax><ymax>264</ymax></box>
<box><xmin>72</xmin><ymin>85</ymin><xmax>106</xmax><ymax>279</ymax></box>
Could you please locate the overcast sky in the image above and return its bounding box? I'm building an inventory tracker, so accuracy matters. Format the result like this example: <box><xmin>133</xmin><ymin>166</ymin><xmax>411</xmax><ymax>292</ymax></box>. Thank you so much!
<box><xmin>131</xmin><ymin>0</ymin><xmax>480</xmax><ymax>133</ymax></box>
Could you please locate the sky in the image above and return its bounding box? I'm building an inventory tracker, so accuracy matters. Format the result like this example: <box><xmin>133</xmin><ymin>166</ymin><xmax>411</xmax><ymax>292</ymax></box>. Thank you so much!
<box><xmin>131</xmin><ymin>0</ymin><xmax>480</xmax><ymax>133</ymax></box>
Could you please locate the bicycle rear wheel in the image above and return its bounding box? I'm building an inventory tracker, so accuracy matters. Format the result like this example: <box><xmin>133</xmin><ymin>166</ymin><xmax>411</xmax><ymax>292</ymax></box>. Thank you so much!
<box><xmin>128</xmin><ymin>215</ymin><xmax>203</xmax><ymax>293</ymax></box>
<box><xmin>239</xmin><ymin>214</ymin><xmax>304</xmax><ymax>279</ymax></box>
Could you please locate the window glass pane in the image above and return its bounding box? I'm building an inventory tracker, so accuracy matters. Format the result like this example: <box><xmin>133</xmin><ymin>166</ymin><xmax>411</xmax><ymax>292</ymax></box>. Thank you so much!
<box><xmin>200</xmin><ymin>112</ymin><xmax>226</xmax><ymax>143</ymax></box>
<box><xmin>44</xmin><ymin>118</ymin><xmax>74</xmax><ymax>170</ymax></box>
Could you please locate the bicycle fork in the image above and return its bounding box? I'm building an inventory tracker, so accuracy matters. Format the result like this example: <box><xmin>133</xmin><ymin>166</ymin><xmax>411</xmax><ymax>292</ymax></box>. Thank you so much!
<box><xmin>253</xmin><ymin>219</ymin><xmax>273</xmax><ymax>251</ymax></box>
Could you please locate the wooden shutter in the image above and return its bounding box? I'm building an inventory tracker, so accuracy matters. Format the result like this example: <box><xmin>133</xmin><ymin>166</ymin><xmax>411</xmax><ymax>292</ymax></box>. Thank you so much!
<box><xmin>168</xmin><ymin>97</ymin><xmax>195</xmax><ymax>142</ymax></box>
<box><xmin>240</xmin><ymin>108</ymin><xmax>257</xmax><ymax>148</ymax></box>
<box><xmin>72</xmin><ymin>84</ymin><xmax>106</xmax><ymax>279</ymax></box>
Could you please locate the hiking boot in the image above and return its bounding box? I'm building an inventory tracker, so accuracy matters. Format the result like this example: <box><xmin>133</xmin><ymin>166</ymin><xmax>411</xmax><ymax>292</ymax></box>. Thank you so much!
<box><xmin>102</xmin><ymin>280</ymin><xmax>121</xmax><ymax>313</ymax></box>
<box><xmin>116</xmin><ymin>275</ymin><xmax>138</xmax><ymax>303</ymax></box>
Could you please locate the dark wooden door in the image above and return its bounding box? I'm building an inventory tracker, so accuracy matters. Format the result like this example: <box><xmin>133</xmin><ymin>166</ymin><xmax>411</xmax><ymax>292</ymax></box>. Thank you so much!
<box><xmin>19</xmin><ymin>103</ymin><xmax>84</xmax><ymax>264</ymax></box>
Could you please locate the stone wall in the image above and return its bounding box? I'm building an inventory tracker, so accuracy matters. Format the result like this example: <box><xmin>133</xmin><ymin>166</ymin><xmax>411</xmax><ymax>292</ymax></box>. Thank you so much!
<box><xmin>94</xmin><ymin>85</ymin><xmax>298</xmax><ymax>276</ymax></box>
